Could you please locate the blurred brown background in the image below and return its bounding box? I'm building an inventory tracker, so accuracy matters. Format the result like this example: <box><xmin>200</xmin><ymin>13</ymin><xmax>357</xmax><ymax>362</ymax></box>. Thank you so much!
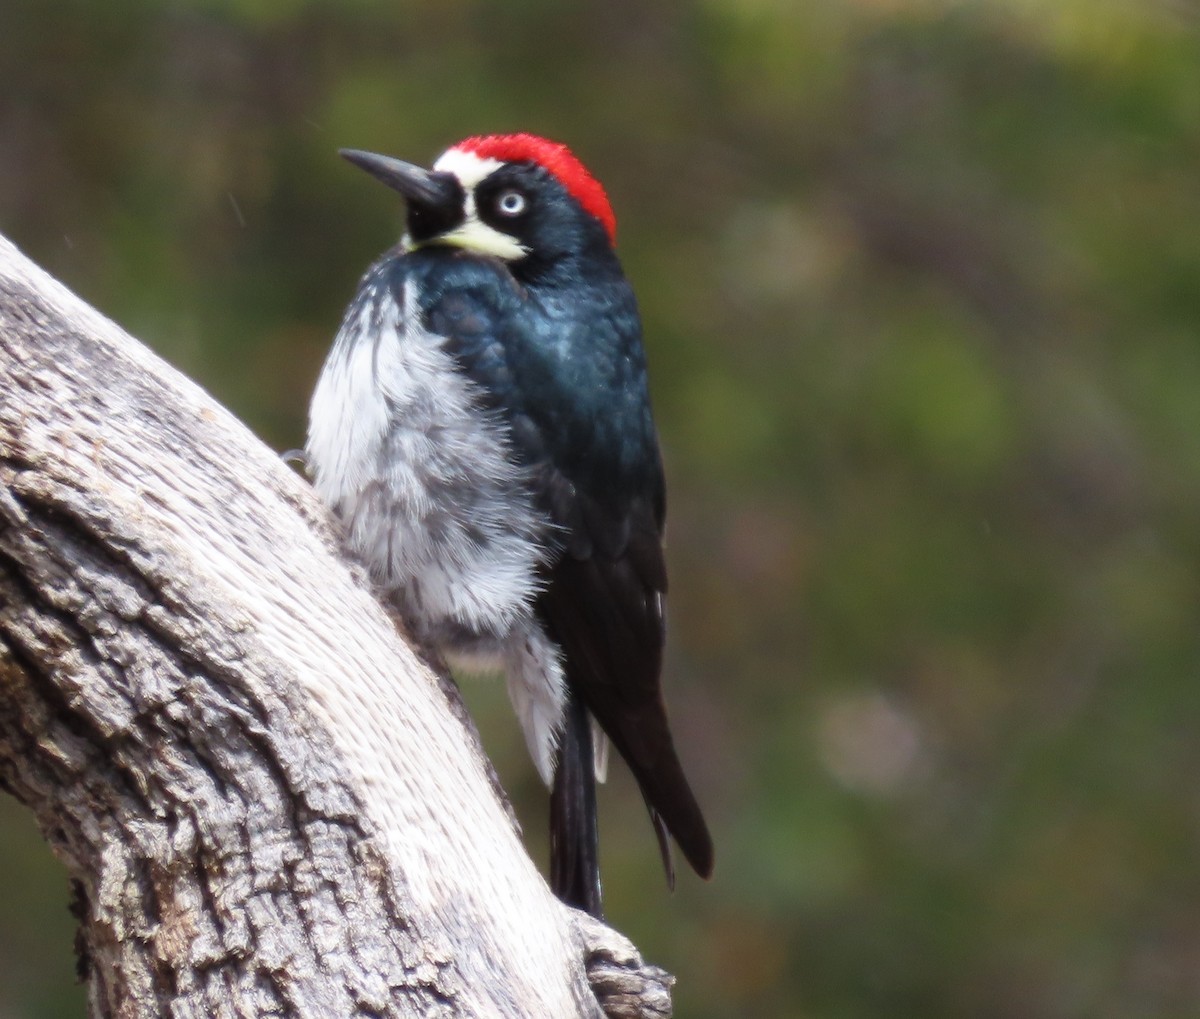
<box><xmin>3</xmin><ymin>1</ymin><xmax>1200</xmax><ymax>1016</ymax></box>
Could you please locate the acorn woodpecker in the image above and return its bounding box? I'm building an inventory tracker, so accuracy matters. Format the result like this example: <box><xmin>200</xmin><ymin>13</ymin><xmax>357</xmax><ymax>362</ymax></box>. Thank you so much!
<box><xmin>306</xmin><ymin>133</ymin><xmax>713</xmax><ymax>917</ymax></box>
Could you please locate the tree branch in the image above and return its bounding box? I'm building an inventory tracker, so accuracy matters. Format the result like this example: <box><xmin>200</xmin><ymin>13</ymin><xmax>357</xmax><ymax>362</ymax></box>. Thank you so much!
<box><xmin>0</xmin><ymin>233</ymin><xmax>673</xmax><ymax>1018</ymax></box>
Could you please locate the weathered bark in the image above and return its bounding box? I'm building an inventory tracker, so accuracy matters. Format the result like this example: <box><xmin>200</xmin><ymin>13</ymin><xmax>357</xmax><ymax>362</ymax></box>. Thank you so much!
<box><xmin>0</xmin><ymin>233</ymin><xmax>673</xmax><ymax>1018</ymax></box>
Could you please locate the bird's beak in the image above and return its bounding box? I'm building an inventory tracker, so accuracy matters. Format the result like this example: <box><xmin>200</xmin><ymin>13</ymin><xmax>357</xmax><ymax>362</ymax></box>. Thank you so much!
<box><xmin>339</xmin><ymin>148</ymin><xmax>459</xmax><ymax>210</ymax></box>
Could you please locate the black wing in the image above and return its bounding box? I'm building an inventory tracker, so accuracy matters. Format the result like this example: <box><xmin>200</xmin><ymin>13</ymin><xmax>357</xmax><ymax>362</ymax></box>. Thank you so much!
<box><xmin>417</xmin><ymin>250</ymin><xmax>713</xmax><ymax>888</ymax></box>
<box><xmin>537</xmin><ymin>466</ymin><xmax>714</xmax><ymax>882</ymax></box>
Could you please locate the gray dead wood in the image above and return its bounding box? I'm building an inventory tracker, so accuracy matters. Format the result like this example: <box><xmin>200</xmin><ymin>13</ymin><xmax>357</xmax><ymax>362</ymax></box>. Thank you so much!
<box><xmin>0</xmin><ymin>233</ymin><xmax>674</xmax><ymax>1018</ymax></box>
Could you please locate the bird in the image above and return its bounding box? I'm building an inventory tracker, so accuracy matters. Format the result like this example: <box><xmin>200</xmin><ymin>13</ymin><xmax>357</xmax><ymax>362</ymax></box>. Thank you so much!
<box><xmin>306</xmin><ymin>133</ymin><xmax>713</xmax><ymax>917</ymax></box>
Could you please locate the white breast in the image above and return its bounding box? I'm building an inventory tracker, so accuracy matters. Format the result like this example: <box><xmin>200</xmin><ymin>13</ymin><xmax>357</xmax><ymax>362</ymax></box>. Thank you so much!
<box><xmin>306</xmin><ymin>268</ymin><xmax>548</xmax><ymax>648</ymax></box>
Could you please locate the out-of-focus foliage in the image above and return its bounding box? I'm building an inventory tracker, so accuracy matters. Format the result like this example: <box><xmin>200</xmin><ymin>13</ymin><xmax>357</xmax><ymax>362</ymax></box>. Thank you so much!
<box><xmin>3</xmin><ymin>0</ymin><xmax>1200</xmax><ymax>1015</ymax></box>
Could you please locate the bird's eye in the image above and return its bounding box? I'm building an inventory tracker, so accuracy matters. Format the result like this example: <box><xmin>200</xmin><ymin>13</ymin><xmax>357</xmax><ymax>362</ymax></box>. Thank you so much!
<box><xmin>495</xmin><ymin>189</ymin><xmax>527</xmax><ymax>217</ymax></box>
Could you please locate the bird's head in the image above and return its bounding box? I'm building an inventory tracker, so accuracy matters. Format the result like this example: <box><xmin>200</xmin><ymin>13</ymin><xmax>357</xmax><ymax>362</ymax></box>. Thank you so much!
<box><xmin>340</xmin><ymin>134</ymin><xmax>617</xmax><ymax>271</ymax></box>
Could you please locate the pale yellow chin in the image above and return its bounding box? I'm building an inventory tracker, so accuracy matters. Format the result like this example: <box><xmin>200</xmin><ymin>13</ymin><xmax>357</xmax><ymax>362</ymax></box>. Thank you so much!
<box><xmin>407</xmin><ymin>218</ymin><xmax>528</xmax><ymax>261</ymax></box>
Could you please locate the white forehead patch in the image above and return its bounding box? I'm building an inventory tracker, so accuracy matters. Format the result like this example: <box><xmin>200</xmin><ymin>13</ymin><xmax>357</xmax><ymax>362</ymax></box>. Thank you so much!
<box><xmin>433</xmin><ymin>148</ymin><xmax>504</xmax><ymax>189</ymax></box>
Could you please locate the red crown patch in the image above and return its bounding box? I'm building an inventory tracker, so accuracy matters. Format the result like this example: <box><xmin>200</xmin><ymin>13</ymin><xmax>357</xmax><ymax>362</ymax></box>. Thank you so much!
<box><xmin>451</xmin><ymin>133</ymin><xmax>617</xmax><ymax>244</ymax></box>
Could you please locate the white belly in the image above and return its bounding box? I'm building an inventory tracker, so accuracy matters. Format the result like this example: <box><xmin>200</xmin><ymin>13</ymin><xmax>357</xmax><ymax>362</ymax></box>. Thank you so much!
<box><xmin>306</xmin><ymin>274</ymin><xmax>547</xmax><ymax>647</ymax></box>
<box><xmin>307</xmin><ymin>266</ymin><xmax>570</xmax><ymax>786</ymax></box>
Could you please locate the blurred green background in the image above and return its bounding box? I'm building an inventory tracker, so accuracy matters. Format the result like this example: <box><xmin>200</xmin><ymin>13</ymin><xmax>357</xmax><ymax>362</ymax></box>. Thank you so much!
<box><xmin>3</xmin><ymin>0</ymin><xmax>1200</xmax><ymax>1016</ymax></box>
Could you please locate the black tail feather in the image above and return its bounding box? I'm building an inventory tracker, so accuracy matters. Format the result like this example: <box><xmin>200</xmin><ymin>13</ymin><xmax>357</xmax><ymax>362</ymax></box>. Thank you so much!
<box><xmin>647</xmin><ymin>804</ymin><xmax>676</xmax><ymax>892</ymax></box>
<box><xmin>632</xmin><ymin>735</ymin><xmax>714</xmax><ymax>883</ymax></box>
<box><xmin>550</xmin><ymin>690</ymin><xmax>603</xmax><ymax>918</ymax></box>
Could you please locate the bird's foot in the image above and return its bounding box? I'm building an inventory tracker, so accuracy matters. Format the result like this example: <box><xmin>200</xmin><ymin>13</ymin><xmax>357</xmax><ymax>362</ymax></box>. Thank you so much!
<box><xmin>280</xmin><ymin>448</ymin><xmax>308</xmax><ymax>469</ymax></box>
